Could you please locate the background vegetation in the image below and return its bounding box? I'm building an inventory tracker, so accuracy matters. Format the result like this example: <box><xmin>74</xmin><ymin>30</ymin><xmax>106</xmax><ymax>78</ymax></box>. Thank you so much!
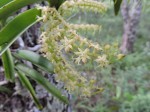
<box><xmin>0</xmin><ymin>0</ymin><xmax>150</xmax><ymax>112</ymax></box>
<box><xmin>71</xmin><ymin>1</ymin><xmax>150</xmax><ymax>112</ymax></box>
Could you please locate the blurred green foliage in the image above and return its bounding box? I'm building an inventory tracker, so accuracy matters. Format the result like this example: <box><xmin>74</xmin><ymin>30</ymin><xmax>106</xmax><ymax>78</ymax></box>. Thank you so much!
<box><xmin>71</xmin><ymin>1</ymin><xmax>150</xmax><ymax>112</ymax></box>
<box><xmin>120</xmin><ymin>94</ymin><xmax>150</xmax><ymax>112</ymax></box>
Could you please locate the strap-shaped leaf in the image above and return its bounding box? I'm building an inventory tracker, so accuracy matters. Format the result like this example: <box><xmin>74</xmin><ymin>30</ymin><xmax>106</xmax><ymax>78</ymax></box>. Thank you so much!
<box><xmin>113</xmin><ymin>0</ymin><xmax>123</xmax><ymax>15</ymax></box>
<box><xmin>1</xmin><ymin>48</ymin><xmax>15</xmax><ymax>82</ymax></box>
<box><xmin>0</xmin><ymin>8</ymin><xmax>42</xmax><ymax>55</ymax></box>
<box><xmin>0</xmin><ymin>43</ymin><xmax>11</xmax><ymax>56</ymax></box>
<box><xmin>13</xmin><ymin>50</ymin><xmax>54</xmax><ymax>73</ymax></box>
<box><xmin>15</xmin><ymin>63</ymin><xmax>69</xmax><ymax>104</ymax></box>
<box><xmin>17</xmin><ymin>70</ymin><xmax>43</xmax><ymax>109</ymax></box>
<box><xmin>0</xmin><ymin>0</ymin><xmax>13</xmax><ymax>8</ymax></box>
<box><xmin>0</xmin><ymin>0</ymin><xmax>45</xmax><ymax>20</ymax></box>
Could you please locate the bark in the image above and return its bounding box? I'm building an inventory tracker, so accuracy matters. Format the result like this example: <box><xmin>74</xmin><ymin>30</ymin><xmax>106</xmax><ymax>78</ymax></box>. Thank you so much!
<box><xmin>120</xmin><ymin>0</ymin><xmax>142</xmax><ymax>54</ymax></box>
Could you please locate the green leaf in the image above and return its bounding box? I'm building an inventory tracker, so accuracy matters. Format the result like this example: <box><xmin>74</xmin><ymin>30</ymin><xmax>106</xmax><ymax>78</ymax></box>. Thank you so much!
<box><xmin>49</xmin><ymin>0</ymin><xmax>66</xmax><ymax>10</ymax></box>
<box><xmin>15</xmin><ymin>63</ymin><xmax>69</xmax><ymax>104</ymax></box>
<box><xmin>0</xmin><ymin>0</ymin><xmax>46</xmax><ymax>20</ymax></box>
<box><xmin>113</xmin><ymin>0</ymin><xmax>123</xmax><ymax>15</ymax></box>
<box><xmin>1</xmin><ymin>48</ymin><xmax>15</xmax><ymax>82</ymax></box>
<box><xmin>0</xmin><ymin>86</ymin><xmax>12</xmax><ymax>94</ymax></box>
<box><xmin>0</xmin><ymin>43</ymin><xmax>11</xmax><ymax>56</ymax></box>
<box><xmin>17</xmin><ymin>70</ymin><xmax>43</xmax><ymax>109</ymax></box>
<box><xmin>13</xmin><ymin>50</ymin><xmax>54</xmax><ymax>73</ymax></box>
<box><xmin>0</xmin><ymin>8</ymin><xmax>42</xmax><ymax>55</ymax></box>
<box><xmin>0</xmin><ymin>0</ymin><xmax>13</xmax><ymax>8</ymax></box>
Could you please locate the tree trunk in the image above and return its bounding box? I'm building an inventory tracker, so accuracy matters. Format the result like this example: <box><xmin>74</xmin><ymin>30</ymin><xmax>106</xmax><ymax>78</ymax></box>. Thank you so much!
<box><xmin>120</xmin><ymin>0</ymin><xmax>142</xmax><ymax>54</ymax></box>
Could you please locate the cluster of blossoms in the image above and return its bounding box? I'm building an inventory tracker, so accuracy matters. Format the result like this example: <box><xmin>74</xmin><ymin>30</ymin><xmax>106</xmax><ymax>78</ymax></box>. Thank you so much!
<box><xmin>38</xmin><ymin>0</ymin><xmax>124</xmax><ymax>97</ymax></box>
<box><xmin>59</xmin><ymin>0</ymin><xmax>107</xmax><ymax>16</ymax></box>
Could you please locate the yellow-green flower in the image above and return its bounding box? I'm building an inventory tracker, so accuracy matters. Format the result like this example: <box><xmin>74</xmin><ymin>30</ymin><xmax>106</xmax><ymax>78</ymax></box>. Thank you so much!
<box><xmin>62</xmin><ymin>36</ymin><xmax>74</xmax><ymax>52</ymax></box>
<box><xmin>89</xmin><ymin>43</ymin><xmax>103</xmax><ymax>51</ymax></box>
<box><xmin>75</xmin><ymin>48</ymin><xmax>90</xmax><ymax>64</ymax></box>
<box><xmin>82</xmin><ymin>88</ymin><xmax>91</xmax><ymax>97</ymax></box>
<box><xmin>80</xmin><ymin>38</ymin><xmax>88</xmax><ymax>46</ymax></box>
<box><xmin>117</xmin><ymin>54</ymin><xmax>125</xmax><ymax>60</ymax></box>
<box><xmin>95</xmin><ymin>55</ymin><xmax>109</xmax><ymax>67</ymax></box>
<box><xmin>104</xmin><ymin>44</ymin><xmax>111</xmax><ymax>50</ymax></box>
